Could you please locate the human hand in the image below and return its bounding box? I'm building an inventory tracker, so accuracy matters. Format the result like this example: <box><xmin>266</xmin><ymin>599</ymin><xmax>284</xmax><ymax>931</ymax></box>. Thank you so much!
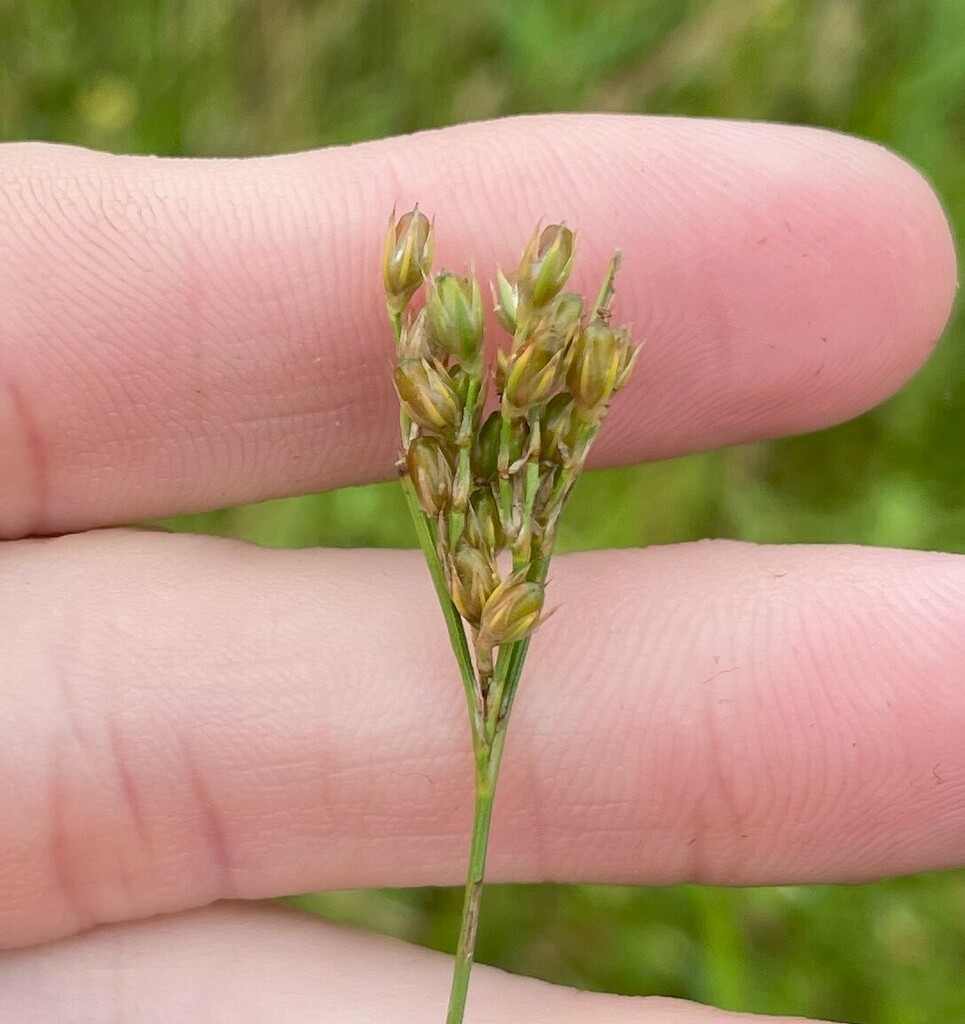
<box><xmin>0</xmin><ymin>115</ymin><xmax>959</xmax><ymax>1022</ymax></box>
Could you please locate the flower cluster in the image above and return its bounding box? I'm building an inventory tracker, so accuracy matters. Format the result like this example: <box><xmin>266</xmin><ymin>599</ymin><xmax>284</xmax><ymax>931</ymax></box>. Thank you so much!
<box><xmin>385</xmin><ymin>208</ymin><xmax>639</xmax><ymax>692</ymax></box>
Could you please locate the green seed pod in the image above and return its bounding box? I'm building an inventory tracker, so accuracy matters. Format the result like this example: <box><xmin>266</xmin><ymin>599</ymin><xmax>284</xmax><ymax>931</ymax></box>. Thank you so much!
<box><xmin>394</xmin><ymin>358</ymin><xmax>463</xmax><ymax>435</ymax></box>
<box><xmin>448</xmin><ymin>542</ymin><xmax>498</xmax><ymax>626</ymax></box>
<box><xmin>425</xmin><ymin>272</ymin><xmax>485</xmax><ymax>371</ymax></box>
<box><xmin>566</xmin><ymin>321</ymin><xmax>624</xmax><ymax>414</ymax></box>
<box><xmin>502</xmin><ymin>328</ymin><xmax>568</xmax><ymax>414</ymax></box>
<box><xmin>476</xmin><ymin>576</ymin><xmax>544</xmax><ymax>649</ymax></box>
<box><xmin>465</xmin><ymin>487</ymin><xmax>504</xmax><ymax>552</ymax></box>
<box><xmin>517</xmin><ymin>223</ymin><xmax>575</xmax><ymax>310</ymax></box>
<box><xmin>383</xmin><ymin>207</ymin><xmax>433</xmax><ymax>315</ymax></box>
<box><xmin>405</xmin><ymin>436</ymin><xmax>455</xmax><ymax>516</ymax></box>
<box><xmin>472</xmin><ymin>410</ymin><xmax>502</xmax><ymax>481</ymax></box>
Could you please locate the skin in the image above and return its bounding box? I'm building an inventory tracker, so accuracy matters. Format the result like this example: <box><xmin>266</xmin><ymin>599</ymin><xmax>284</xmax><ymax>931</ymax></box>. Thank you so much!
<box><xmin>0</xmin><ymin>114</ymin><xmax>960</xmax><ymax>1022</ymax></box>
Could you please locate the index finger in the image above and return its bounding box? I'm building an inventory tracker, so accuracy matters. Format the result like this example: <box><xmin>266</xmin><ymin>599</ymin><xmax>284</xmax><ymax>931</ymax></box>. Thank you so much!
<box><xmin>0</xmin><ymin>114</ymin><xmax>956</xmax><ymax>537</ymax></box>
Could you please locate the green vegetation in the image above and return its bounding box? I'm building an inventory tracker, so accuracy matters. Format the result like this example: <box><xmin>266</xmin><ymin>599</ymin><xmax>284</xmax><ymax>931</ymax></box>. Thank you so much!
<box><xmin>3</xmin><ymin>1</ymin><xmax>962</xmax><ymax>1019</ymax></box>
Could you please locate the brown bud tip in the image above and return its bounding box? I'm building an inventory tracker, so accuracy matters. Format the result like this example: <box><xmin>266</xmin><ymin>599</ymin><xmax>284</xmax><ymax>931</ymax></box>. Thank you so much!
<box><xmin>405</xmin><ymin>436</ymin><xmax>456</xmax><ymax>516</ymax></box>
<box><xmin>476</xmin><ymin>576</ymin><xmax>545</xmax><ymax>649</ymax></box>
<box><xmin>383</xmin><ymin>207</ymin><xmax>434</xmax><ymax>314</ymax></box>
<box><xmin>517</xmin><ymin>223</ymin><xmax>575</xmax><ymax>310</ymax></box>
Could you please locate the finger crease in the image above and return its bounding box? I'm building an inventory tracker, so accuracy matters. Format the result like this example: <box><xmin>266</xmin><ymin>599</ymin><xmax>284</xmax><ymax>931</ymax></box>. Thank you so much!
<box><xmin>181</xmin><ymin>741</ymin><xmax>238</xmax><ymax>901</ymax></box>
<box><xmin>0</xmin><ymin>365</ymin><xmax>50</xmax><ymax>536</ymax></box>
<box><xmin>46</xmin><ymin>742</ymin><xmax>93</xmax><ymax>935</ymax></box>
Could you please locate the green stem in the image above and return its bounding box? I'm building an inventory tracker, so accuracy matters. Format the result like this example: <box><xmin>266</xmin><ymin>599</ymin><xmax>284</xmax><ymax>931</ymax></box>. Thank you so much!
<box><xmin>449</xmin><ymin>558</ymin><xmax>545</xmax><ymax>1019</ymax></box>
<box><xmin>401</xmin><ymin>477</ymin><xmax>482</xmax><ymax>744</ymax></box>
<box><xmin>490</xmin><ymin>552</ymin><xmax>550</xmax><ymax>737</ymax></box>
<box><xmin>391</xmin><ymin>307</ymin><xmax>481</xmax><ymax>742</ymax></box>
<box><xmin>445</xmin><ymin>726</ymin><xmax>510</xmax><ymax>1024</ymax></box>
<box><xmin>448</xmin><ymin>553</ymin><xmax>550</xmax><ymax>1019</ymax></box>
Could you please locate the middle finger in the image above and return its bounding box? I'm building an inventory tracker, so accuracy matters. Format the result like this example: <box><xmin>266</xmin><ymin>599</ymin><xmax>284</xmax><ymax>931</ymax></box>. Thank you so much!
<box><xmin>2</xmin><ymin>528</ymin><xmax>964</xmax><ymax>948</ymax></box>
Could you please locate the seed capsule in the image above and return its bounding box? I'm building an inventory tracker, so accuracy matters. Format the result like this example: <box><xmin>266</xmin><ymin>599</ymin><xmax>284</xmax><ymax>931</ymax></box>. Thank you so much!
<box><xmin>426</xmin><ymin>272</ymin><xmax>484</xmax><ymax>371</ymax></box>
<box><xmin>405</xmin><ymin>436</ymin><xmax>455</xmax><ymax>516</ymax></box>
<box><xmin>383</xmin><ymin>207</ymin><xmax>433</xmax><ymax>315</ymax></box>
<box><xmin>517</xmin><ymin>223</ymin><xmax>575</xmax><ymax>310</ymax></box>
<box><xmin>566</xmin><ymin>321</ymin><xmax>625</xmax><ymax>415</ymax></box>
<box><xmin>448</xmin><ymin>543</ymin><xmax>499</xmax><ymax>626</ymax></box>
<box><xmin>394</xmin><ymin>358</ymin><xmax>463</xmax><ymax>436</ymax></box>
<box><xmin>465</xmin><ymin>487</ymin><xmax>504</xmax><ymax>552</ymax></box>
<box><xmin>502</xmin><ymin>326</ymin><xmax>568</xmax><ymax>414</ymax></box>
<box><xmin>476</xmin><ymin>577</ymin><xmax>545</xmax><ymax>649</ymax></box>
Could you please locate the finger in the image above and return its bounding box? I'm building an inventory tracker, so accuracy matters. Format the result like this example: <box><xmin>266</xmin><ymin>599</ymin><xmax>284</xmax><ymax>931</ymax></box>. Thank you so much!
<box><xmin>0</xmin><ymin>902</ymin><xmax>826</xmax><ymax>1023</ymax></box>
<box><xmin>3</xmin><ymin>530</ymin><xmax>964</xmax><ymax>949</ymax></box>
<box><xmin>0</xmin><ymin>115</ymin><xmax>955</xmax><ymax>537</ymax></box>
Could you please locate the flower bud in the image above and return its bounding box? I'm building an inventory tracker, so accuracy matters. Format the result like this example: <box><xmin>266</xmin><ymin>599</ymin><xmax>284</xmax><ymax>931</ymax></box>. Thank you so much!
<box><xmin>448</xmin><ymin>542</ymin><xmax>499</xmax><ymax>626</ymax></box>
<box><xmin>425</xmin><ymin>272</ymin><xmax>485</xmax><ymax>371</ymax></box>
<box><xmin>405</xmin><ymin>436</ymin><xmax>455</xmax><ymax>516</ymax></box>
<box><xmin>566</xmin><ymin>321</ymin><xmax>624</xmax><ymax>414</ymax></box>
<box><xmin>502</xmin><ymin>327</ymin><xmax>568</xmax><ymax>414</ymax></box>
<box><xmin>383</xmin><ymin>207</ymin><xmax>433</xmax><ymax>315</ymax></box>
<box><xmin>465</xmin><ymin>487</ymin><xmax>503</xmax><ymax>552</ymax></box>
<box><xmin>394</xmin><ymin>358</ymin><xmax>463</xmax><ymax>435</ymax></box>
<box><xmin>476</xmin><ymin>576</ymin><xmax>544</xmax><ymax>649</ymax></box>
<box><xmin>517</xmin><ymin>223</ymin><xmax>574</xmax><ymax>309</ymax></box>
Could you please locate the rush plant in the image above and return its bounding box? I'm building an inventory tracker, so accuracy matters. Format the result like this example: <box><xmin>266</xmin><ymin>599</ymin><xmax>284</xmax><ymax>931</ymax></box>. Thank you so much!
<box><xmin>383</xmin><ymin>208</ymin><xmax>640</xmax><ymax>1023</ymax></box>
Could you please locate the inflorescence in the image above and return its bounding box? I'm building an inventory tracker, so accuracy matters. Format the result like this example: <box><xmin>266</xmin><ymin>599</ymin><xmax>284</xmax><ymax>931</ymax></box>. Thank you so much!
<box><xmin>384</xmin><ymin>208</ymin><xmax>640</xmax><ymax>717</ymax></box>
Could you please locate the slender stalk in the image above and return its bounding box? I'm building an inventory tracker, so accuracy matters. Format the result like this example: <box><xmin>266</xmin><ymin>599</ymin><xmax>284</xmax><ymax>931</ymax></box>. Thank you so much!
<box><xmin>384</xmin><ymin>212</ymin><xmax>639</xmax><ymax>1024</ymax></box>
<box><xmin>391</xmin><ymin>302</ymin><xmax>483</xmax><ymax>741</ymax></box>
<box><xmin>401</xmin><ymin>475</ymin><xmax>483</xmax><ymax>744</ymax></box>
<box><xmin>449</xmin><ymin>376</ymin><xmax>482</xmax><ymax>547</ymax></box>
<box><xmin>445</xmin><ymin>715</ymin><xmax>513</xmax><ymax>1023</ymax></box>
<box><xmin>497</xmin><ymin>411</ymin><xmax>514</xmax><ymax>533</ymax></box>
<box><xmin>592</xmin><ymin>251</ymin><xmax>621</xmax><ymax>319</ymax></box>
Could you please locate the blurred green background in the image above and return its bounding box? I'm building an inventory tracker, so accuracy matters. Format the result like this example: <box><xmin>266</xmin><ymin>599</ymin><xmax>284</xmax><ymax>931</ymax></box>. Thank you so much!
<box><xmin>3</xmin><ymin>0</ymin><xmax>963</xmax><ymax>1020</ymax></box>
